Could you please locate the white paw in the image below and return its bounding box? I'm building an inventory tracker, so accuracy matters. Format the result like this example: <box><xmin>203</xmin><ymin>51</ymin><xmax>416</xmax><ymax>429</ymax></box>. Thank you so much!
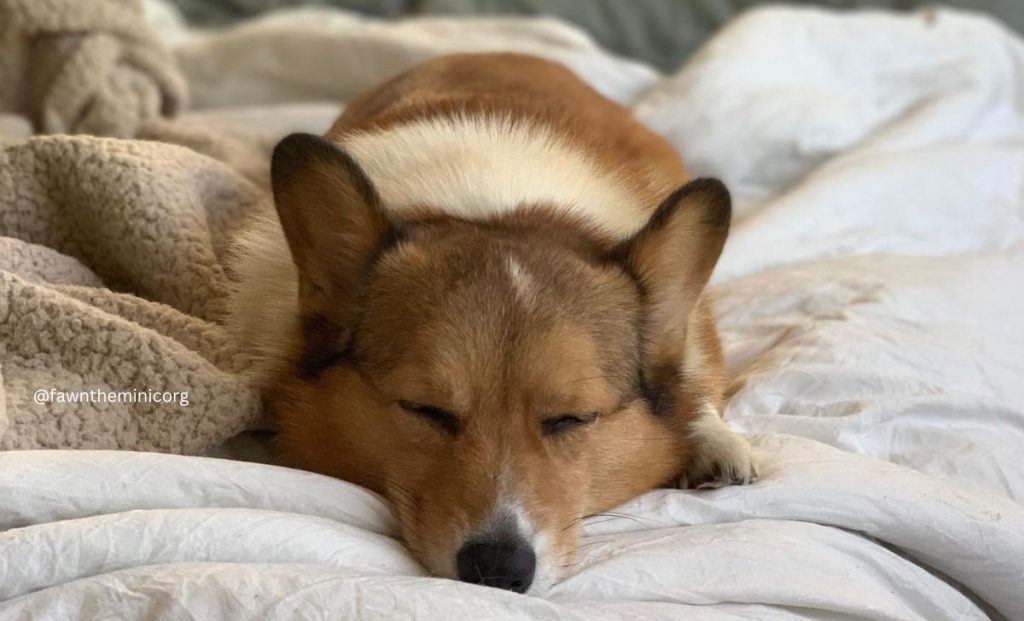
<box><xmin>678</xmin><ymin>407</ymin><xmax>757</xmax><ymax>490</ymax></box>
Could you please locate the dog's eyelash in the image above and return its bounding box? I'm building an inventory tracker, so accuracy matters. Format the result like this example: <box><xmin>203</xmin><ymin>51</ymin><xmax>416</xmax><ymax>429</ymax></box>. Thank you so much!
<box><xmin>398</xmin><ymin>400</ymin><xmax>460</xmax><ymax>435</ymax></box>
<box><xmin>541</xmin><ymin>413</ymin><xmax>598</xmax><ymax>436</ymax></box>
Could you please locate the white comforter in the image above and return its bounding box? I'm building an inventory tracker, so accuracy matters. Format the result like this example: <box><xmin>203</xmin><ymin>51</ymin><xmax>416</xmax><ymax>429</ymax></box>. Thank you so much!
<box><xmin>3</xmin><ymin>4</ymin><xmax>1024</xmax><ymax>620</ymax></box>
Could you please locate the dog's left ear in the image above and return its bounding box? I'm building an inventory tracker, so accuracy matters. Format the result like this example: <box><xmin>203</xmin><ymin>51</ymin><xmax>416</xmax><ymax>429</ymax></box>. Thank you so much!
<box><xmin>613</xmin><ymin>178</ymin><xmax>731</xmax><ymax>394</ymax></box>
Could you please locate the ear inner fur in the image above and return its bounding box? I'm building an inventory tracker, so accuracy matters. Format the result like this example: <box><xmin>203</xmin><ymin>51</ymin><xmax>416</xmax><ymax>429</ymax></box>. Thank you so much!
<box><xmin>270</xmin><ymin>132</ymin><xmax>394</xmax><ymax>374</ymax></box>
<box><xmin>614</xmin><ymin>177</ymin><xmax>731</xmax><ymax>405</ymax></box>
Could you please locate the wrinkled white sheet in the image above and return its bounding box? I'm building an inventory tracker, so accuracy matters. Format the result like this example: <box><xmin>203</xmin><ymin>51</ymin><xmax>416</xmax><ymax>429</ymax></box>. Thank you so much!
<box><xmin>4</xmin><ymin>4</ymin><xmax>1024</xmax><ymax>620</ymax></box>
<box><xmin>635</xmin><ymin>6</ymin><xmax>1024</xmax><ymax>504</ymax></box>
<box><xmin>2</xmin><ymin>441</ymin><xmax>1022</xmax><ymax>620</ymax></box>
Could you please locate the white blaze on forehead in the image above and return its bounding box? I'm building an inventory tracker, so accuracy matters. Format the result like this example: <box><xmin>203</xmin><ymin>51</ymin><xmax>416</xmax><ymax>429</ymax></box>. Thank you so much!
<box><xmin>505</xmin><ymin>255</ymin><xmax>537</xmax><ymax>306</ymax></box>
<box><xmin>340</xmin><ymin>114</ymin><xmax>648</xmax><ymax>239</ymax></box>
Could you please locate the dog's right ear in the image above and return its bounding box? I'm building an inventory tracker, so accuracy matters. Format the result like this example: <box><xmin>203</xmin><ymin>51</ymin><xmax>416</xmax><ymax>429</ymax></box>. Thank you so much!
<box><xmin>271</xmin><ymin>133</ymin><xmax>393</xmax><ymax>373</ymax></box>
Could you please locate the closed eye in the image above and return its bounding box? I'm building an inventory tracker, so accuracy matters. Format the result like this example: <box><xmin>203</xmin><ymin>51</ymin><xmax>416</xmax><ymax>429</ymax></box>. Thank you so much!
<box><xmin>398</xmin><ymin>400</ymin><xmax>460</xmax><ymax>435</ymax></box>
<box><xmin>541</xmin><ymin>413</ymin><xmax>598</xmax><ymax>436</ymax></box>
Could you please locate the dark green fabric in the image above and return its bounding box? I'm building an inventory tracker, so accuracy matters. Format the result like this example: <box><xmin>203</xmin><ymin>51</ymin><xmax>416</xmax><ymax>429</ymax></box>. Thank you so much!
<box><xmin>166</xmin><ymin>0</ymin><xmax>1024</xmax><ymax>71</ymax></box>
<box><xmin>421</xmin><ymin>0</ymin><xmax>1024</xmax><ymax>70</ymax></box>
<box><xmin>423</xmin><ymin>0</ymin><xmax>732</xmax><ymax>72</ymax></box>
<box><xmin>169</xmin><ymin>0</ymin><xmax>409</xmax><ymax>25</ymax></box>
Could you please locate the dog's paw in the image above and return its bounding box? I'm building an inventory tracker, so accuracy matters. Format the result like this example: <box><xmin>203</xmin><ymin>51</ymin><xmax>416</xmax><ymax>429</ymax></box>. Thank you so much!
<box><xmin>677</xmin><ymin>408</ymin><xmax>757</xmax><ymax>490</ymax></box>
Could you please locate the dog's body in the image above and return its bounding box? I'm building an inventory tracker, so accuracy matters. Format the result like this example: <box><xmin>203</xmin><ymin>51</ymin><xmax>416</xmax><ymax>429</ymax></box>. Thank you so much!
<box><xmin>230</xmin><ymin>53</ymin><xmax>754</xmax><ymax>594</ymax></box>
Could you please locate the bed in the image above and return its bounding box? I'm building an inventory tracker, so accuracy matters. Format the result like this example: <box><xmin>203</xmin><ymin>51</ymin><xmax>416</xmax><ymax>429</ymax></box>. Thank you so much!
<box><xmin>1</xmin><ymin>2</ymin><xmax>1022</xmax><ymax>619</ymax></box>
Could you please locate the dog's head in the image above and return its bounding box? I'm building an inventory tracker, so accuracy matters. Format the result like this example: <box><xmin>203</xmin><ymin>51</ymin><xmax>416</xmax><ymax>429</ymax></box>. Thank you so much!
<box><xmin>269</xmin><ymin>133</ymin><xmax>730</xmax><ymax>593</ymax></box>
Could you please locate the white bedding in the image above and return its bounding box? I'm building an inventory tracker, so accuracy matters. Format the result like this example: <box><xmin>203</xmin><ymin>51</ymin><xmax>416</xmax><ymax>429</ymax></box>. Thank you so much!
<box><xmin>3</xmin><ymin>4</ymin><xmax>1024</xmax><ymax>620</ymax></box>
<box><xmin>3</xmin><ymin>442</ymin><xmax>1022</xmax><ymax>620</ymax></box>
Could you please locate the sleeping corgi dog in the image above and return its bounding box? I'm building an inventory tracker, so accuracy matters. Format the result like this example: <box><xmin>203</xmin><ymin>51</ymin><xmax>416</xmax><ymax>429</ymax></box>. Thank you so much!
<box><xmin>229</xmin><ymin>53</ymin><xmax>755</xmax><ymax>594</ymax></box>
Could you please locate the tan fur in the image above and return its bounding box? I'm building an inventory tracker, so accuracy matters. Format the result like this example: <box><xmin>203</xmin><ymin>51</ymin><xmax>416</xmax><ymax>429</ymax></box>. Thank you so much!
<box><xmin>231</xmin><ymin>53</ymin><xmax>754</xmax><ymax>591</ymax></box>
<box><xmin>328</xmin><ymin>53</ymin><xmax>687</xmax><ymax>210</ymax></box>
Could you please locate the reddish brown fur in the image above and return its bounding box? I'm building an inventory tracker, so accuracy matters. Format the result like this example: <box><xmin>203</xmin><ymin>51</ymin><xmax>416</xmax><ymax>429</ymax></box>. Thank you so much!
<box><xmin>265</xmin><ymin>53</ymin><xmax>735</xmax><ymax>584</ymax></box>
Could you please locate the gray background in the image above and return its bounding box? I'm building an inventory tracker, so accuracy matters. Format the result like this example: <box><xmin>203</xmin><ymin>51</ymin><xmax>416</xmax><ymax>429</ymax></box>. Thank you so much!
<box><xmin>166</xmin><ymin>0</ymin><xmax>1024</xmax><ymax>70</ymax></box>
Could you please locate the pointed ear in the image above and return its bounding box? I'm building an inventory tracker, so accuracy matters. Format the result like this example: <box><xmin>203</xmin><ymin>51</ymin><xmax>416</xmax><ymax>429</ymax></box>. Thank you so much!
<box><xmin>614</xmin><ymin>178</ymin><xmax>731</xmax><ymax>397</ymax></box>
<box><xmin>271</xmin><ymin>132</ymin><xmax>394</xmax><ymax>373</ymax></box>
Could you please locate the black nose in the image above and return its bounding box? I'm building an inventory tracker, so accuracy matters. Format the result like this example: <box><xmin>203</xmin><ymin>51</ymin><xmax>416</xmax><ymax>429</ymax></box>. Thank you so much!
<box><xmin>456</xmin><ymin>537</ymin><xmax>536</xmax><ymax>593</ymax></box>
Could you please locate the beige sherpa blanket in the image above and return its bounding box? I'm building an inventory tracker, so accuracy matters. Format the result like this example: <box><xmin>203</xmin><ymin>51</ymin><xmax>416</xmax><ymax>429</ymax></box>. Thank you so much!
<box><xmin>0</xmin><ymin>0</ymin><xmax>269</xmax><ymax>452</ymax></box>
<box><xmin>0</xmin><ymin>132</ymin><xmax>268</xmax><ymax>452</ymax></box>
<box><xmin>0</xmin><ymin>0</ymin><xmax>186</xmax><ymax>137</ymax></box>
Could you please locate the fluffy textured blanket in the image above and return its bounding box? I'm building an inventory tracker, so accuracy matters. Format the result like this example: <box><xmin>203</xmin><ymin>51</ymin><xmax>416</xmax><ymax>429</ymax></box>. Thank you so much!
<box><xmin>1</xmin><ymin>1</ymin><xmax>1024</xmax><ymax>619</ymax></box>
<box><xmin>0</xmin><ymin>0</ymin><xmax>270</xmax><ymax>452</ymax></box>
<box><xmin>0</xmin><ymin>133</ymin><xmax>265</xmax><ymax>452</ymax></box>
<box><xmin>0</xmin><ymin>0</ymin><xmax>185</xmax><ymax>137</ymax></box>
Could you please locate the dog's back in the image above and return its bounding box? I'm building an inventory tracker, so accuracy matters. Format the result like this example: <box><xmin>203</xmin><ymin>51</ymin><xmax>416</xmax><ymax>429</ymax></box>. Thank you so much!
<box><xmin>327</xmin><ymin>53</ymin><xmax>687</xmax><ymax>241</ymax></box>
